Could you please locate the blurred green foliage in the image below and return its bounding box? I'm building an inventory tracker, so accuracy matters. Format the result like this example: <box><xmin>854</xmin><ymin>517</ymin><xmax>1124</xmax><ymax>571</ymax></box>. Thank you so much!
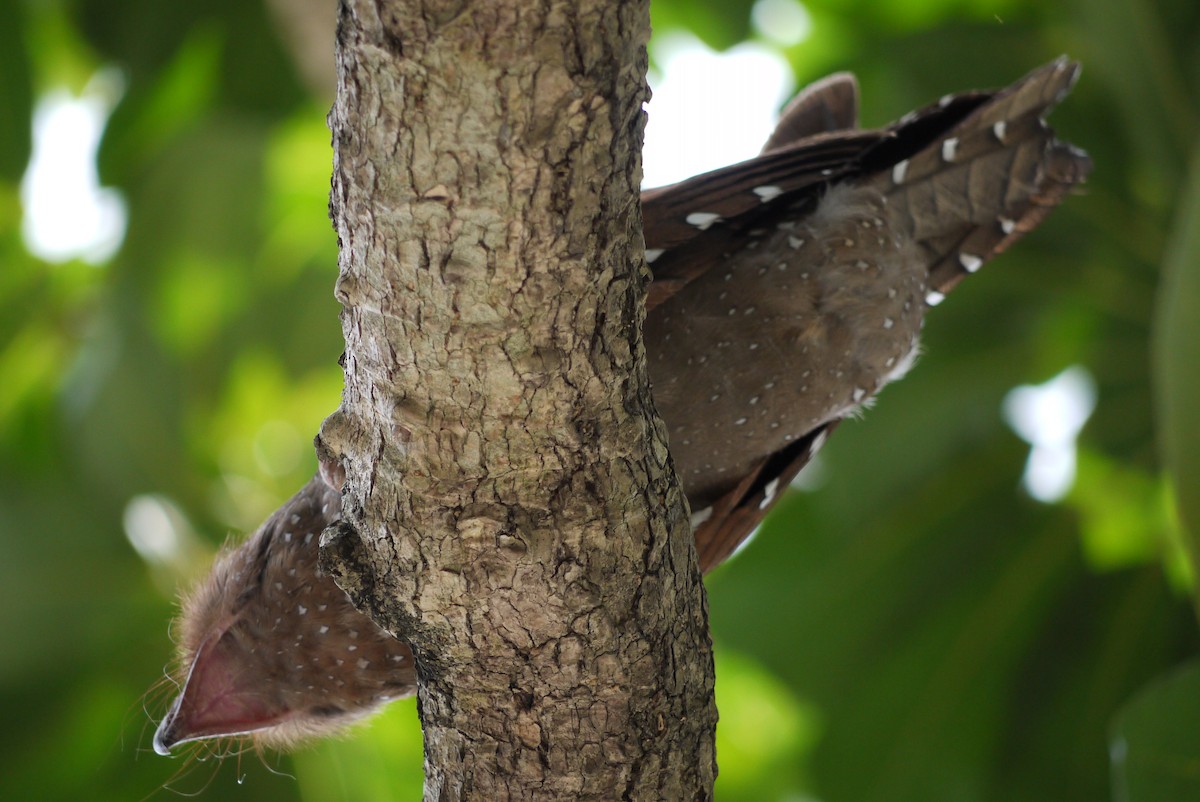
<box><xmin>1111</xmin><ymin>659</ymin><xmax>1200</xmax><ymax>801</ymax></box>
<box><xmin>0</xmin><ymin>0</ymin><xmax>1196</xmax><ymax>800</ymax></box>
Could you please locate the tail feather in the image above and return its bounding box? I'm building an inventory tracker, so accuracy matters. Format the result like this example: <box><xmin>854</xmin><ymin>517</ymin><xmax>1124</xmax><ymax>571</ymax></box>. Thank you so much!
<box><xmin>870</xmin><ymin>58</ymin><xmax>1092</xmax><ymax>298</ymax></box>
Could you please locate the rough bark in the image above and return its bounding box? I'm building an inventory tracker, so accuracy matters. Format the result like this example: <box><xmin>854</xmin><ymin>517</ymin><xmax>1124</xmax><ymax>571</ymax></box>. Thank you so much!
<box><xmin>315</xmin><ymin>1</ymin><xmax>718</xmax><ymax>799</ymax></box>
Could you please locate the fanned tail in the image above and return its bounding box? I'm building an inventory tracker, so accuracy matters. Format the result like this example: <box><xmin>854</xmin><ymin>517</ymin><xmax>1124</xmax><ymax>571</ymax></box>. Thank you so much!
<box><xmin>866</xmin><ymin>58</ymin><xmax>1092</xmax><ymax>301</ymax></box>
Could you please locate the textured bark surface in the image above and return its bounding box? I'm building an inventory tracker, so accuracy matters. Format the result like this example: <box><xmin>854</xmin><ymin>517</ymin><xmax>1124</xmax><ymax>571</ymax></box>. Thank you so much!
<box><xmin>316</xmin><ymin>1</ymin><xmax>717</xmax><ymax>799</ymax></box>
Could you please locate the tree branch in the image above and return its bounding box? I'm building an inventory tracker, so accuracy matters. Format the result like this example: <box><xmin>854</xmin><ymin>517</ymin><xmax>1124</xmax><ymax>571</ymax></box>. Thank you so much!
<box><xmin>317</xmin><ymin>0</ymin><xmax>717</xmax><ymax>798</ymax></box>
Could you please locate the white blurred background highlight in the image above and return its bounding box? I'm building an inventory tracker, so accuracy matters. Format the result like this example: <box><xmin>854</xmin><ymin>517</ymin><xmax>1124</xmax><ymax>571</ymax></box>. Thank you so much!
<box><xmin>1004</xmin><ymin>365</ymin><xmax>1098</xmax><ymax>502</ymax></box>
<box><xmin>20</xmin><ymin>69</ymin><xmax>127</xmax><ymax>265</ymax></box>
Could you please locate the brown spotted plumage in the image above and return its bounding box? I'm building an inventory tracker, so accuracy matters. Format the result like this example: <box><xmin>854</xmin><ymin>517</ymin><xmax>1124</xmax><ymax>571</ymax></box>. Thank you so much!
<box><xmin>152</xmin><ymin>477</ymin><xmax>415</xmax><ymax>754</ymax></box>
<box><xmin>153</xmin><ymin>59</ymin><xmax>1090</xmax><ymax>753</ymax></box>
<box><xmin>653</xmin><ymin>57</ymin><xmax>1091</xmax><ymax>567</ymax></box>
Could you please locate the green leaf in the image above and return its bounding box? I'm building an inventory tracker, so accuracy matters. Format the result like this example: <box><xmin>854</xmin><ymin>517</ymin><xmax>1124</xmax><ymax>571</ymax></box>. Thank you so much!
<box><xmin>1152</xmin><ymin>139</ymin><xmax>1200</xmax><ymax>595</ymax></box>
<box><xmin>1111</xmin><ymin>660</ymin><xmax>1200</xmax><ymax>801</ymax></box>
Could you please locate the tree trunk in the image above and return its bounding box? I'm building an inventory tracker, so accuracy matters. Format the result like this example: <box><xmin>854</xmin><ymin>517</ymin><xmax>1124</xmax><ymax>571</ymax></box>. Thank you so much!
<box><xmin>316</xmin><ymin>0</ymin><xmax>718</xmax><ymax>799</ymax></box>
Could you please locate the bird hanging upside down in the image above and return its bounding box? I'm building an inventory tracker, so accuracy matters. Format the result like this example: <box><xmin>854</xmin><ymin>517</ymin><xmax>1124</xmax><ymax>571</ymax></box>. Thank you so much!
<box><xmin>152</xmin><ymin>58</ymin><xmax>1091</xmax><ymax>755</ymax></box>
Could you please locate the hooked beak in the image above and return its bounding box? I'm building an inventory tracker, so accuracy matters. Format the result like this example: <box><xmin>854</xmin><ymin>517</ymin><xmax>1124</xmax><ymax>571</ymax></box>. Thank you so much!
<box><xmin>152</xmin><ymin>632</ymin><xmax>289</xmax><ymax>755</ymax></box>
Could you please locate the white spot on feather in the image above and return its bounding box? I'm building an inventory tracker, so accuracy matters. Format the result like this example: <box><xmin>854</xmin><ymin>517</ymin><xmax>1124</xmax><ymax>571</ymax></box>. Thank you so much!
<box><xmin>753</xmin><ymin>185</ymin><xmax>783</xmax><ymax>202</ymax></box>
<box><xmin>686</xmin><ymin>211</ymin><xmax>721</xmax><ymax>230</ymax></box>
<box><xmin>941</xmin><ymin>137</ymin><xmax>959</xmax><ymax>162</ymax></box>
<box><xmin>759</xmin><ymin>478</ymin><xmax>781</xmax><ymax>509</ymax></box>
